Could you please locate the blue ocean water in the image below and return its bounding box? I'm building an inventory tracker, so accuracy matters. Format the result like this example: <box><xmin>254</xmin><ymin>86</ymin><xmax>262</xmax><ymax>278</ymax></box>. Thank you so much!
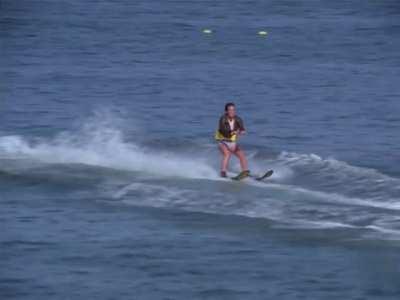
<box><xmin>1</xmin><ymin>0</ymin><xmax>400</xmax><ymax>299</ymax></box>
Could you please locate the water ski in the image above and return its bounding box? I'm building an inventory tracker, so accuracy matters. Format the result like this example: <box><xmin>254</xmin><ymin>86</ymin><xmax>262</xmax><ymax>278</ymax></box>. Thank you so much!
<box><xmin>231</xmin><ymin>170</ymin><xmax>250</xmax><ymax>181</ymax></box>
<box><xmin>254</xmin><ymin>170</ymin><xmax>274</xmax><ymax>181</ymax></box>
<box><xmin>231</xmin><ymin>170</ymin><xmax>273</xmax><ymax>181</ymax></box>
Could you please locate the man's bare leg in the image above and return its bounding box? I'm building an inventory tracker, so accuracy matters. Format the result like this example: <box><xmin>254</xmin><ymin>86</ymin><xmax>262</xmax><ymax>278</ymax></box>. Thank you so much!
<box><xmin>234</xmin><ymin>148</ymin><xmax>249</xmax><ymax>172</ymax></box>
<box><xmin>219</xmin><ymin>143</ymin><xmax>231</xmax><ymax>175</ymax></box>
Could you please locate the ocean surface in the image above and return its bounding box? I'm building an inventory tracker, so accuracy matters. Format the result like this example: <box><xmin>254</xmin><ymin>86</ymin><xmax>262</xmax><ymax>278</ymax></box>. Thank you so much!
<box><xmin>1</xmin><ymin>0</ymin><xmax>400</xmax><ymax>299</ymax></box>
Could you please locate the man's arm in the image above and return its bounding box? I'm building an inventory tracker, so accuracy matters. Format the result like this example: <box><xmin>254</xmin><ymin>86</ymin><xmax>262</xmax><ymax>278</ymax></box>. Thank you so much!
<box><xmin>236</xmin><ymin>117</ymin><xmax>246</xmax><ymax>134</ymax></box>
<box><xmin>219</xmin><ymin>116</ymin><xmax>230</xmax><ymax>137</ymax></box>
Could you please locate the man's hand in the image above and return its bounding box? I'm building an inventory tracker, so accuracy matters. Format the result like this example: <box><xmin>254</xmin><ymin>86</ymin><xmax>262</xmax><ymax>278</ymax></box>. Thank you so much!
<box><xmin>232</xmin><ymin>130</ymin><xmax>245</xmax><ymax>136</ymax></box>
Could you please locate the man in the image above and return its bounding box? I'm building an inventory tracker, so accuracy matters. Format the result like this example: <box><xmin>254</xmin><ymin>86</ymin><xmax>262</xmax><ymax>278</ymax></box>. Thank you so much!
<box><xmin>215</xmin><ymin>102</ymin><xmax>250</xmax><ymax>178</ymax></box>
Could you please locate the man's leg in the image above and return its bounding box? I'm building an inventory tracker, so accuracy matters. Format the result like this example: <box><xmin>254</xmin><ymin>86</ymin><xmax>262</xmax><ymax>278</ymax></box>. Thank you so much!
<box><xmin>218</xmin><ymin>143</ymin><xmax>231</xmax><ymax>174</ymax></box>
<box><xmin>234</xmin><ymin>148</ymin><xmax>249</xmax><ymax>172</ymax></box>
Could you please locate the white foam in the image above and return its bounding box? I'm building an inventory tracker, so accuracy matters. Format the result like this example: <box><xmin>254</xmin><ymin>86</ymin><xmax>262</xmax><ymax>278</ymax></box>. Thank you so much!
<box><xmin>278</xmin><ymin>151</ymin><xmax>399</xmax><ymax>183</ymax></box>
<box><xmin>253</xmin><ymin>181</ymin><xmax>400</xmax><ymax>211</ymax></box>
<box><xmin>0</xmin><ymin>119</ymin><xmax>217</xmax><ymax>180</ymax></box>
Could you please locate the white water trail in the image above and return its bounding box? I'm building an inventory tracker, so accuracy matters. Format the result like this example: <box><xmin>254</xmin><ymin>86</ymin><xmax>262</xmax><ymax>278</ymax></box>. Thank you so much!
<box><xmin>0</xmin><ymin>116</ymin><xmax>217</xmax><ymax>179</ymax></box>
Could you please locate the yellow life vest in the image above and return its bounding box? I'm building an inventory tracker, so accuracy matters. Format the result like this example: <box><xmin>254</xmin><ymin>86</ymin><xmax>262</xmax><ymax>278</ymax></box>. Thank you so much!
<box><xmin>215</xmin><ymin>130</ymin><xmax>237</xmax><ymax>142</ymax></box>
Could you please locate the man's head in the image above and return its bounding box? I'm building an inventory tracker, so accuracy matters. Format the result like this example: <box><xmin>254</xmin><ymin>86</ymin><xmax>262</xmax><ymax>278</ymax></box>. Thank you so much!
<box><xmin>225</xmin><ymin>102</ymin><xmax>236</xmax><ymax>118</ymax></box>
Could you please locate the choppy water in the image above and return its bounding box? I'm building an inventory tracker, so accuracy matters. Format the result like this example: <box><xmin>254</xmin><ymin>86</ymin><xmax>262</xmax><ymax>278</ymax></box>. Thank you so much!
<box><xmin>1</xmin><ymin>0</ymin><xmax>400</xmax><ymax>299</ymax></box>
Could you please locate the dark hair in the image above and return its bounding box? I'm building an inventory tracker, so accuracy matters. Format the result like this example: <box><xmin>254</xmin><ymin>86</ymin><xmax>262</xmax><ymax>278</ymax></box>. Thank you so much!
<box><xmin>225</xmin><ymin>102</ymin><xmax>235</xmax><ymax>111</ymax></box>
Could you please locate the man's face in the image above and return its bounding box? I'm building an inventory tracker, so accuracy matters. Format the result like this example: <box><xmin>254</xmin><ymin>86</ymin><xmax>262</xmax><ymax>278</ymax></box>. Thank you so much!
<box><xmin>227</xmin><ymin>105</ymin><xmax>236</xmax><ymax>118</ymax></box>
